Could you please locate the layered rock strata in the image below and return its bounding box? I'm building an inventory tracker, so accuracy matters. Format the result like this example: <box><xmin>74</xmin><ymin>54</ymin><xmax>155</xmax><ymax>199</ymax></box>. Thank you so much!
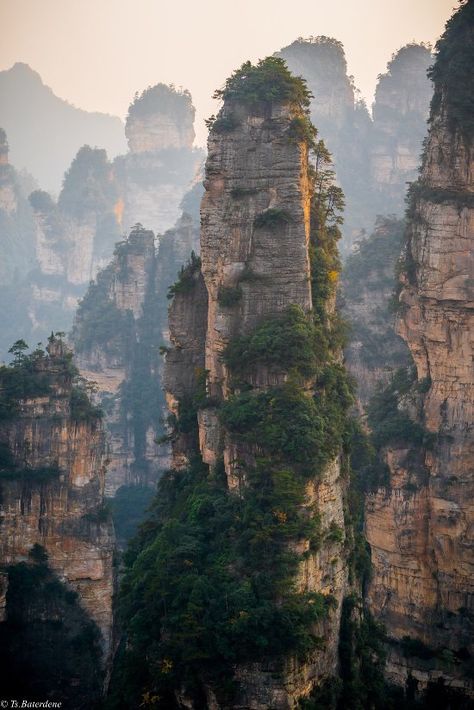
<box><xmin>366</xmin><ymin>3</ymin><xmax>474</xmax><ymax>697</ymax></box>
<box><xmin>0</xmin><ymin>338</ymin><xmax>115</xmax><ymax>687</ymax></box>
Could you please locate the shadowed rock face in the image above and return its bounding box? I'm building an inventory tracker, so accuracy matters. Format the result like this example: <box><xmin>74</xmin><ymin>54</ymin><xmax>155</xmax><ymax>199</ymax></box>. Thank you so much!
<box><xmin>341</xmin><ymin>217</ymin><xmax>410</xmax><ymax>409</ymax></box>
<box><xmin>365</xmin><ymin>3</ymin><xmax>474</xmax><ymax>696</ymax></box>
<box><xmin>0</xmin><ymin>338</ymin><xmax>115</xmax><ymax>702</ymax></box>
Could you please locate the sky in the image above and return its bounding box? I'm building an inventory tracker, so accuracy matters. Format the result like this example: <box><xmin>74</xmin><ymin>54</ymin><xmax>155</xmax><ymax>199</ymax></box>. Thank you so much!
<box><xmin>0</xmin><ymin>0</ymin><xmax>457</xmax><ymax>146</ymax></box>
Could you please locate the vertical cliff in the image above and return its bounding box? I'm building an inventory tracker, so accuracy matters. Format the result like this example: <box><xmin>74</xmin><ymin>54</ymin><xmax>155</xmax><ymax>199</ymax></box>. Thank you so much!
<box><xmin>115</xmin><ymin>83</ymin><xmax>204</xmax><ymax>234</ymax></box>
<box><xmin>0</xmin><ymin>336</ymin><xmax>115</xmax><ymax>705</ymax></box>
<box><xmin>370</xmin><ymin>44</ymin><xmax>433</xmax><ymax>211</ymax></box>
<box><xmin>113</xmin><ymin>57</ymin><xmax>353</xmax><ymax>709</ymax></box>
<box><xmin>366</xmin><ymin>2</ymin><xmax>474</xmax><ymax>700</ymax></box>
<box><xmin>71</xmin><ymin>209</ymin><xmax>201</xmax><ymax>505</ymax></box>
<box><xmin>72</xmin><ymin>225</ymin><xmax>162</xmax><ymax>496</ymax></box>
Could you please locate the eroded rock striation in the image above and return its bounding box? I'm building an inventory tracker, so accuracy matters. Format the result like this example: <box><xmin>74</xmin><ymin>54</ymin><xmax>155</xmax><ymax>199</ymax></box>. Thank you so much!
<box><xmin>0</xmin><ymin>336</ymin><xmax>115</xmax><ymax>704</ymax></box>
<box><xmin>365</xmin><ymin>3</ymin><xmax>474</xmax><ymax>698</ymax></box>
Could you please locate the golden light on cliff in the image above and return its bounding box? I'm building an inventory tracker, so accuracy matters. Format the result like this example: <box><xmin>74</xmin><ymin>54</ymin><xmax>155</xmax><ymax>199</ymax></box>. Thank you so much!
<box><xmin>113</xmin><ymin>197</ymin><xmax>124</xmax><ymax>226</ymax></box>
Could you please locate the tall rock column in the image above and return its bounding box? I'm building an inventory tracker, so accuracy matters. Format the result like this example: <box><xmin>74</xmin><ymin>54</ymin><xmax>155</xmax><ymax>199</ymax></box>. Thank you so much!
<box><xmin>159</xmin><ymin>58</ymin><xmax>350</xmax><ymax>708</ymax></box>
<box><xmin>365</xmin><ymin>2</ymin><xmax>474</xmax><ymax>697</ymax></box>
<box><xmin>0</xmin><ymin>337</ymin><xmax>115</xmax><ymax>704</ymax></box>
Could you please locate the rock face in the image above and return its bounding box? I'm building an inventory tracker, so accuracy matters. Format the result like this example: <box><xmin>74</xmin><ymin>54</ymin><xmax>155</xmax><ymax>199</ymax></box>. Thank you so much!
<box><xmin>72</xmin><ymin>216</ymin><xmax>200</xmax><ymax>497</ymax></box>
<box><xmin>0</xmin><ymin>337</ymin><xmax>115</xmax><ymax>703</ymax></box>
<box><xmin>162</xmin><ymin>60</ymin><xmax>349</xmax><ymax>707</ymax></box>
<box><xmin>125</xmin><ymin>84</ymin><xmax>195</xmax><ymax>153</ymax></box>
<box><xmin>278</xmin><ymin>38</ymin><xmax>432</xmax><ymax>252</ymax></box>
<box><xmin>24</xmin><ymin>146</ymin><xmax>122</xmax><ymax>348</ymax></box>
<box><xmin>116</xmin><ymin>83</ymin><xmax>204</xmax><ymax>234</ymax></box>
<box><xmin>370</xmin><ymin>44</ymin><xmax>433</xmax><ymax>208</ymax></box>
<box><xmin>365</xmin><ymin>3</ymin><xmax>474</xmax><ymax>697</ymax></box>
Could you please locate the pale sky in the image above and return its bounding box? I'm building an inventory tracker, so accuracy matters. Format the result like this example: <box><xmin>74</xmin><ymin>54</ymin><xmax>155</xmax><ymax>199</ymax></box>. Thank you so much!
<box><xmin>0</xmin><ymin>0</ymin><xmax>457</xmax><ymax>146</ymax></box>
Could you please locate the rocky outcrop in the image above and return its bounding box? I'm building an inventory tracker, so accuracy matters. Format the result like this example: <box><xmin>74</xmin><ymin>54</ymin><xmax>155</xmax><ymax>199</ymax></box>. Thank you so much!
<box><xmin>72</xmin><ymin>225</ymin><xmax>162</xmax><ymax>495</ymax></box>
<box><xmin>23</xmin><ymin>146</ymin><xmax>123</xmax><ymax>349</ymax></box>
<box><xmin>72</xmin><ymin>212</ymin><xmax>200</xmax><ymax>496</ymax></box>
<box><xmin>365</xmin><ymin>3</ymin><xmax>474</xmax><ymax>698</ymax></box>
<box><xmin>370</xmin><ymin>44</ymin><xmax>433</xmax><ymax>209</ymax></box>
<box><xmin>160</xmin><ymin>59</ymin><xmax>349</xmax><ymax>707</ymax></box>
<box><xmin>116</xmin><ymin>83</ymin><xmax>204</xmax><ymax>234</ymax></box>
<box><xmin>125</xmin><ymin>84</ymin><xmax>195</xmax><ymax>153</ymax></box>
<box><xmin>0</xmin><ymin>337</ymin><xmax>115</xmax><ymax>703</ymax></box>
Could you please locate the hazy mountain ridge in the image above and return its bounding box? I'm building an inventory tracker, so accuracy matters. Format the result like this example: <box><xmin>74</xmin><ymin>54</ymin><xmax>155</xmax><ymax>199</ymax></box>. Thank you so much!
<box><xmin>0</xmin><ymin>62</ymin><xmax>127</xmax><ymax>193</ymax></box>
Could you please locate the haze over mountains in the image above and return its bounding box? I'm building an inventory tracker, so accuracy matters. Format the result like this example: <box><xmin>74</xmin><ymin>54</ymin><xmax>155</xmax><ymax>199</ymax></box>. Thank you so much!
<box><xmin>0</xmin><ymin>62</ymin><xmax>126</xmax><ymax>193</ymax></box>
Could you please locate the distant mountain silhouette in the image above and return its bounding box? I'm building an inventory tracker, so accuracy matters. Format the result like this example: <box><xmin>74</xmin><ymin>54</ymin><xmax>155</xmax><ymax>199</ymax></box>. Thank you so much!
<box><xmin>0</xmin><ymin>63</ymin><xmax>127</xmax><ymax>194</ymax></box>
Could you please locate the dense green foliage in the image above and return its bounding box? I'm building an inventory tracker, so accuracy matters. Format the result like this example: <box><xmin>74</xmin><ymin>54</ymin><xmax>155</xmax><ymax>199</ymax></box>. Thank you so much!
<box><xmin>221</xmin><ymin>370</ymin><xmax>353</xmax><ymax>478</ymax></box>
<box><xmin>223</xmin><ymin>305</ymin><xmax>327</xmax><ymax>380</ymax></box>
<box><xmin>0</xmin><ymin>337</ymin><xmax>100</xmax><ymax>431</ymax></box>
<box><xmin>167</xmin><ymin>251</ymin><xmax>202</xmax><ymax>299</ymax></box>
<box><xmin>214</xmin><ymin>57</ymin><xmax>312</xmax><ymax>108</ymax></box>
<box><xmin>73</xmin><ymin>264</ymin><xmax>134</xmax><ymax>357</ymax></box>
<box><xmin>428</xmin><ymin>0</ymin><xmax>474</xmax><ymax>141</ymax></box>
<box><xmin>254</xmin><ymin>207</ymin><xmax>292</xmax><ymax>229</ymax></box>
<box><xmin>0</xmin><ymin>547</ymin><xmax>104</xmax><ymax>707</ymax></box>
<box><xmin>110</xmin><ymin>455</ymin><xmax>332</xmax><ymax>707</ymax></box>
<box><xmin>0</xmin><ymin>342</ymin><xmax>52</xmax><ymax>420</ymax></box>
<box><xmin>58</xmin><ymin>145</ymin><xmax>119</xmax><ymax>220</ymax></box>
<box><xmin>128</xmin><ymin>83</ymin><xmax>193</xmax><ymax>121</ymax></box>
<box><xmin>367</xmin><ymin>366</ymin><xmax>433</xmax><ymax>451</ymax></box>
<box><xmin>217</xmin><ymin>284</ymin><xmax>242</xmax><ymax>307</ymax></box>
